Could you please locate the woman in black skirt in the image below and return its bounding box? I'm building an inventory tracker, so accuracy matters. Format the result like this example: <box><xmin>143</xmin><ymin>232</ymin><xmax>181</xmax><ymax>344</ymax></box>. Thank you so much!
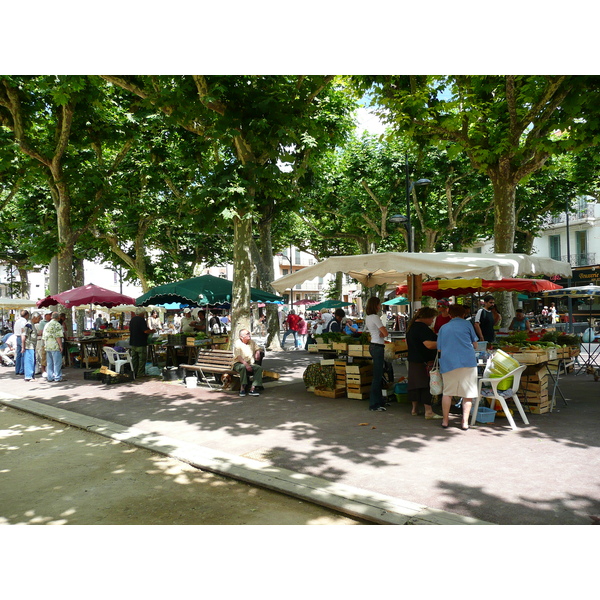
<box><xmin>406</xmin><ymin>307</ymin><xmax>442</xmax><ymax>419</ymax></box>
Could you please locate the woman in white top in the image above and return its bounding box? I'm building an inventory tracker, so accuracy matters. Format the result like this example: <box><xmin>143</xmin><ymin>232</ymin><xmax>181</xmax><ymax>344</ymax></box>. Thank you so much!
<box><xmin>364</xmin><ymin>296</ymin><xmax>389</xmax><ymax>411</ymax></box>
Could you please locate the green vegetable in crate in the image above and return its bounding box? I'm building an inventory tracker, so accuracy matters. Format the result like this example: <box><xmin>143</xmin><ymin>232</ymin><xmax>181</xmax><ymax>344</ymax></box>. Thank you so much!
<box><xmin>195</xmin><ymin>332</ymin><xmax>208</xmax><ymax>339</ymax></box>
<box><xmin>505</xmin><ymin>331</ymin><xmax>528</xmax><ymax>345</ymax></box>
<box><xmin>357</xmin><ymin>332</ymin><xmax>371</xmax><ymax>345</ymax></box>
<box><xmin>321</xmin><ymin>331</ymin><xmax>342</xmax><ymax>343</ymax></box>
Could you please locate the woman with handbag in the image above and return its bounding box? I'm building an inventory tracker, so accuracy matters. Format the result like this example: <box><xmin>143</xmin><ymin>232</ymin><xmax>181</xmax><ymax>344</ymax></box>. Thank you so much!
<box><xmin>437</xmin><ymin>304</ymin><xmax>479</xmax><ymax>430</ymax></box>
<box><xmin>406</xmin><ymin>307</ymin><xmax>442</xmax><ymax>420</ymax></box>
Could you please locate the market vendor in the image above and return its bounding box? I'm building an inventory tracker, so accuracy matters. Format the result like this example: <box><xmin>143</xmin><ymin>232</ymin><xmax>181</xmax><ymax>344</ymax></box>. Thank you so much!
<box><xmin>509</xmin><ymin>309</ymin><xmax>531</xmax><ymax>332</ymax></box>
<box><xmin>180</xmin><ymin>308</ymin><xmax>205</xmax><ymax>333</ymax></box>
<box><xmin>343</xmin><ymin>318</ymin><xmax>361</xmax><ymax>338</ymax></box>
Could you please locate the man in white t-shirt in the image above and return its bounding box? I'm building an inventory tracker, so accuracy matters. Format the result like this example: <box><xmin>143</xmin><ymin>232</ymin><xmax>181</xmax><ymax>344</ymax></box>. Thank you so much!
<box><xmin>232</xmin><ymin>329</ymin><xmax>263</xmax><ymax>397</ymax></box>
<box><xmin>13</xmin><ymin>310</ymin><xmax>29</xmax><ymax>375</ymax></box>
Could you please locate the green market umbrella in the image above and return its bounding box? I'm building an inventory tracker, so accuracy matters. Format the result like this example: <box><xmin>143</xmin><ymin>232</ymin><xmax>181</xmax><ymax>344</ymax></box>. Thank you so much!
<box><xmin>136</xmin><ymin>274</ymin><xmax>283</xmax><ymax>307</ymax></box>
<box><xmin>383</xmin><ymin>296</ymin><xmax>410</xmax><ymax>306</ymax></box>
<box><xmin>310</xmin><ymin>299</ymin><xmax>353</xmax><ymax>311</ymax></box>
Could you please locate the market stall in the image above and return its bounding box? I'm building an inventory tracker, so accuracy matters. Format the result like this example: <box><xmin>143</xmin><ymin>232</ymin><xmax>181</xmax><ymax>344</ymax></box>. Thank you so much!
<box><xmin>273</xmin><ymin>252</ymin><xmax>573</xmax><ymax>407</ymax></box>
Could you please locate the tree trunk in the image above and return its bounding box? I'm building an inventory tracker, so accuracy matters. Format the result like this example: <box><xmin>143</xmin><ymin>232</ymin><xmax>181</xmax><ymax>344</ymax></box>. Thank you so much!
<box><xmin>489</xmin><ymin>165</ymin><xmax>517</xmax><ymax>254</ymax></box>
<box><xmin>251</xmin><ymin>216</ymin><xmax>283</xmax><ymax>351</ymax></box>
<box><xmin>488</xmin><ymin>165</ymin><xmax>519</xmax><ymax>327</ymax></box>
<box><xmin>231</xmin><ymin>214</ymin><xmax>253</xmax><ymax>343</ymax></box>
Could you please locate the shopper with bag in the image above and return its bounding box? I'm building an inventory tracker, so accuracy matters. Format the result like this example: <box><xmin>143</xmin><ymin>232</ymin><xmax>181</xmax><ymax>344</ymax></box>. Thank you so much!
<box><xmin>437</xmin><ymin>304</ymin><xmax>479</xmax><ymax>430</ymax></box>
<box><xmin>406</xmin><ymin>307</ymin><xmax>442</xmax><ymax>420</ymax></box>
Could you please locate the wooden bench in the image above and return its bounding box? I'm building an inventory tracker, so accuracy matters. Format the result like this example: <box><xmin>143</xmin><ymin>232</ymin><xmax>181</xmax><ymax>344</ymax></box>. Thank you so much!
<box><xmin>180</xmin><ymin>349</ymin><xmax>279</xmax><ymax>390</ymax></box>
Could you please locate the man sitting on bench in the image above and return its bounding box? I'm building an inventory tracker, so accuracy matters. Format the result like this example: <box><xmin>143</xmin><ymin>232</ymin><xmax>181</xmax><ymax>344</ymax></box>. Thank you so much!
<box><xmin>232</xmin><ymin>328</ymin><xmax>263</xmax><ymax>397</ymax></box>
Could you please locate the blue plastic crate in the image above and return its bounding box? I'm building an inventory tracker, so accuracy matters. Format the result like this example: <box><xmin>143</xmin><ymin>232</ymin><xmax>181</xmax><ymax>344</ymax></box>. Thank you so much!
<box><xmin>394</xmin><ymin>382</ymin><xmax>408</xmax><ymax>394</ymax></box>
<box><xmin>475</xmin><ymin>406</ymin><xmax>497</xmax><ymax>424</ymax></box>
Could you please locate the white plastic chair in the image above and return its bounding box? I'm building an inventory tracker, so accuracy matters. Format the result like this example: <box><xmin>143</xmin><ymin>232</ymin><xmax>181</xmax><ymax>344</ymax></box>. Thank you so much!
<box><xmin>104</xmin><ymin>347</ymin><xmax>134</xmax><ymax>377</ymax></box>
<box><xmin>472</xmin><ymin>365</ymin><xmax>529</xmax><ymax>430</ymax></box>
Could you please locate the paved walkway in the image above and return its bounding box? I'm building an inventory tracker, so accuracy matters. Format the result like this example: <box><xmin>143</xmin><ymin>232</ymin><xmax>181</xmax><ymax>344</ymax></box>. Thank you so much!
<box><xmin>1</xmin><ymin>348</ymin><xmax>599</xmax><ymax>525</ymax></box>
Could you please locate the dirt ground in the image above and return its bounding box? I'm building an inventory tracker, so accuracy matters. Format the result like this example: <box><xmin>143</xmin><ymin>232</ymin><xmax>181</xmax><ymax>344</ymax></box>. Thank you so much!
<box><xmin>0</xmin><ymin>405</ymin><xmax>366</xmax><ymax>525</ymax></box>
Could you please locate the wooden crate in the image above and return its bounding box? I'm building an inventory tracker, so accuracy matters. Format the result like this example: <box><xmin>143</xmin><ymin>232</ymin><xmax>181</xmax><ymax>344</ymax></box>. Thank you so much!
<box><xmin>346</xmin><ymin>371</ymin><xmax>372</xmax><ymax>384</ymax></box>
<box><xmin>345</xmin><ymin>364</ymin><xmax>373</xmax><ymax>376</ymax></box>
<box><xmin>316</xmin><ymin>343</ymin><xmax>334</xmax><ymax>351</ymax></box>
<box><xmin>347</xmin><ymin>390</ymin><xmax>370</xmax><ymax>400</ymax></box>
<box><xmin>314</xmin><ymin>386</ymin><xmax>346</xmax><ymax>398</ymax></box>
<box><xmin>348</xmin><ymin>345</ymin><xmax>371</xmax><ymax>357</ymax></box>
<box><xmin>347</xmin><ymin>383</ymin><xmax>372</xmax><ymax>394</ymax></box>
<box><xmin>510</xmin><ymin>351</ymin><xmax>549</xmax><ymax>364</ymax></box>
<box><xmin>332</xmin><ymin>342</ymin><xmax>348</xmax><ymax>352</ymax></box>
<box><xmin>335</xmin><ymin>360</ymin><xmax>347</xmax><ymax>384</ymax></box>
<box><xmin>526</xmin><ymin>403</ymin><xmax>551</xmax><ymax>414</ymax></box>
<box><xmin>518</xmin><ymin>390</ymin><xmax>549</xmax><ymax>404</ymax></box>
<box><xmin>519</xmin><ymin>379</ymin><xmax>548</xmax><ymax>393</ymax></box>
<box><xmin>394</xmin><ymin>339</ymin><xmax>408</xmax><ymax>352</ymax></box>
<box><xmin>308</xmin><ymin>345</ymin><xmax>319</xmax><ymax>353</ymax></box>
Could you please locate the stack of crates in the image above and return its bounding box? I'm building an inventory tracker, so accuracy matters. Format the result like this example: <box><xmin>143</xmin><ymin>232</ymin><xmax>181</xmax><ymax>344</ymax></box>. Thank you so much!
<box><xmin>517</xmin><ymin>364</ymin><xmax>550</xmax><ymax>414</ymax></box>
<box><xmin>346</xmin><ymin>362</ymin><xmax>373</xmax><ymax>399</ymax></box>
<box><xmin>334</xmin><ymin>359</ymin><xmax>347</xmax><ymax>389</ymax></box>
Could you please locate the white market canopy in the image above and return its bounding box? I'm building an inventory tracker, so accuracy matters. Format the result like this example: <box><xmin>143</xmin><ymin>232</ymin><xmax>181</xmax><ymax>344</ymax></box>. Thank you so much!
<box><xmin>0</xmin><ymin>297</ymin><xmax>39</xmax><ymax>309</ymax></box>
<box><xmin>270</xmin><ymin>252</ymin><xmax>572</xmax><ymax>292</ymax></box>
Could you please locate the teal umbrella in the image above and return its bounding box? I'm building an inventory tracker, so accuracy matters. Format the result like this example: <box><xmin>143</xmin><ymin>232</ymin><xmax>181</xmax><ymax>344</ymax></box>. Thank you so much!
<box><xmin>383</xmin><ymin>296</ymin><xmax>410</xmax><ymax>306</ymax></box>
<box><xmin>136</xmin><ymin>275</ymin><xmax>283</xmax><ymax>307</ymax></box>
<box><xmin>310</xmin><ymin>299</ymin><xmax>353</xmax><ymax>311</ymax></box>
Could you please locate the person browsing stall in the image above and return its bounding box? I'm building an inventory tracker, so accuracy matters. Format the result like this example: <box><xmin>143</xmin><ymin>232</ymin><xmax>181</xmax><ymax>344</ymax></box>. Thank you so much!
<box><xmin>437</xmin><ymin>304</ymin><xmax>479</xmax><ymax>430</ymax></box>
<box><xmin>433</xmin><ymin>299</ymin><xmax>451</xmax><ymax>333</ymax></box>
<box><xmin>129</xmin><ymin>307</ymin><xmax>155</xmax><ymax>378</ymax></box>
<box><xmin>364</xmin><ymin>297</ymin><xmax>388</xmax><ymax>412</ymax></box>
<box><xmin>406</xmin><ymin>307</ymin><xmax>442</xmax><ymax>420</ymax></box>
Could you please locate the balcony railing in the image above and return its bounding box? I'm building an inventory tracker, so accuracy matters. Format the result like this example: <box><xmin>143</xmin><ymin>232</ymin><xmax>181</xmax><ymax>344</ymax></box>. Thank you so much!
<box><xmin>559</xmin><ymin>252</ymin><xmax>596</xmax><ymax>267</ymax></box>
<box><xmin>549</xmin><ymin>205</ymin><xmax>595</xmax><ymax>226</ymax></box>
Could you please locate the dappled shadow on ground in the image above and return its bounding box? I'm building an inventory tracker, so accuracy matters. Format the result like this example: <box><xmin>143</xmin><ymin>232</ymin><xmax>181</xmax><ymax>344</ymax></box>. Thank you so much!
<box><xmin>436</xmin><ymin>480</ymin><xmax>600</xmax><ymax>525</ymax></box>
<box><xmin>0</xmin><ymin>405</ymin><xmax>364</xmax><ymax>525</ymax></box>
<box><xmin>2</xmin><ymin>365</ymin><xmax>600</xmax><ymax>525</ymax></box>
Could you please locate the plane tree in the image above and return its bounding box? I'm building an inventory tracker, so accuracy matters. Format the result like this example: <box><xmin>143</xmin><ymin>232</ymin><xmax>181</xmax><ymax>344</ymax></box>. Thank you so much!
<box><xmin>359</xmin><ymin>75</ymin><xmax>600</xmax><ymax>253</ymax></box>
<box><xmin>101</xmin><ymin>75</ymin><xmax>356</xmax><ymax>339</ymax></box>
<box><xmin>0</xmin><ymin>76</ymin><xmax>136</xmax><ymax>297</ymax></box>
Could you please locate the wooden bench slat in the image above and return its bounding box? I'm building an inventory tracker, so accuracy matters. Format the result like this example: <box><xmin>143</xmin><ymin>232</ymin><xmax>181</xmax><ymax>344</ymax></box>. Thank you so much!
<box><xmin>180</xmin><ymin>348</ymin><xmax>278</xmax><ymax>386</ymax></box>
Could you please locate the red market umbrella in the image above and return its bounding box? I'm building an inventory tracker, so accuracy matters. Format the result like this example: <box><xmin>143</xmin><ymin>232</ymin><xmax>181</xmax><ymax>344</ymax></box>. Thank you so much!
<box><xmin>294</xmin><ymin>299</ymin><xmax>318</xmax><ymax>306</ymax></box>
<box><xmin>395</xmin><ymin>278</ymin><xmax>563</xmax><ymax>300</ymax></box>
<box><xmin>37</xmin><ymin>283</ymin><xmax>136</xmax><ymax>309</ymax></box>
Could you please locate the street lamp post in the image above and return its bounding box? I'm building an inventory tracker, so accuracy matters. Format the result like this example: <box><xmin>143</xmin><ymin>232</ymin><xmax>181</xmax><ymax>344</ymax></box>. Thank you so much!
<box><xmin>390</xmin><ymin>154</ymin><xmax>431</xmax><ymax>311</ymax></box>
<box><xmin>565</xmin><ymin>202</ymin><xmax>574</xmax><ymax>333</ymax></box>
<box><xmin>276</xmin><ymin>249</ymin><xmax>294</xmax><ymax>311</ymax></box>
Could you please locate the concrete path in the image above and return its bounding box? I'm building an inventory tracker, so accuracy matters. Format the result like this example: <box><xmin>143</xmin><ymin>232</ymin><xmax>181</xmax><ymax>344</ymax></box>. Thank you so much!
<box><xmin>1</xmin><ymin>348</ymin><xmax>599</xmax><ymax>525</ymax></box>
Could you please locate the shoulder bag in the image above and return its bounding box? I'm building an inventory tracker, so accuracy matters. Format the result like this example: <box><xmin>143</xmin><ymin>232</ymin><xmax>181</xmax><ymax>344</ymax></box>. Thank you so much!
<box><xmin>429</xmin><ymin>353</ymin><xmax>443</xmax><ymax>396</ymax></box>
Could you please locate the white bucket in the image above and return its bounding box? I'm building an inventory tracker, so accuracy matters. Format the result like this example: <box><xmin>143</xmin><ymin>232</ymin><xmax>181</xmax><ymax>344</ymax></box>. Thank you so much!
<box><xmin>185</xmin><ymin>376</ymin><xmax>197</xmax><ymax>389</ymax></box>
